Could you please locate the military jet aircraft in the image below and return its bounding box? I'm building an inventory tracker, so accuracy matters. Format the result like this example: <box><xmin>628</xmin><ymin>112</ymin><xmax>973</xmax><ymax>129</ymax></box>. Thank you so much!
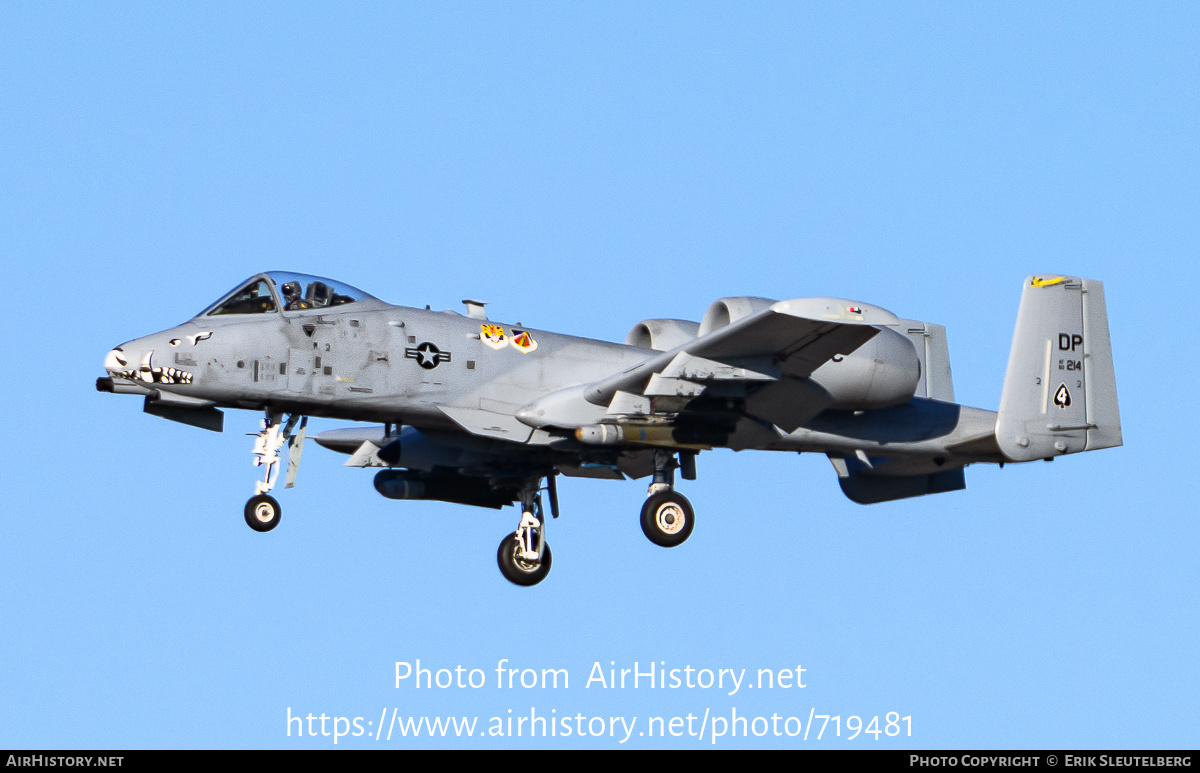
<box><xmin>97</xmin><ymin>271</ymin><xmax>1121</xmax><ymax>585</ymax></box>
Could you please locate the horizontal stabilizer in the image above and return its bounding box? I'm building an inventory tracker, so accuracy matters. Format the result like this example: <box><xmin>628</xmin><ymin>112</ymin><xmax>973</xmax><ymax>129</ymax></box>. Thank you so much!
<box><xmin>829</xmin><ymin>454</ymin><xmax>966</xmax><ymax>504</ymax></box>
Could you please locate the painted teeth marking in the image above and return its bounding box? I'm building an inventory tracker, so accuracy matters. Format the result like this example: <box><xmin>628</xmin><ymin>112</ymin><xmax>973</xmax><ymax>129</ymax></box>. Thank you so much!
<box><xmin>109</xmin><ymin>351</ymin><xmax>193</xmax><ymax>385</ymax></box>
<box><xmin>138</xmin><ymin>351</ymin><xmax>155</xmax><ymax>382</ymax></box>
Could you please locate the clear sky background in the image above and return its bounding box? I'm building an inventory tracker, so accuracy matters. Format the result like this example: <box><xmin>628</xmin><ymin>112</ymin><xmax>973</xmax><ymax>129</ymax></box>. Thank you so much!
<box><xmin>2</xmin><ymin>2</ymin><xmax>1197</xmax><ymax>749</ymax></box>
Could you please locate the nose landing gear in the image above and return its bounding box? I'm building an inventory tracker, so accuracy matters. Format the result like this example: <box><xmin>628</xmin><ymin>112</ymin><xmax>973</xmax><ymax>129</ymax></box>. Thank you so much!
<box><xmin>244</xmin><ymin>412</ymin><xmax>307</xmax><ymax>532</ymax></box>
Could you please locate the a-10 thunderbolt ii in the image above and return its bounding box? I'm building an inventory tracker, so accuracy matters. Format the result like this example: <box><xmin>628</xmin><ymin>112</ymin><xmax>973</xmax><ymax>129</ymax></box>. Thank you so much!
<box><xmin>97</xmin><ymin>271</ymin><xmax>1121</xmax><ymax>586</ymax></box>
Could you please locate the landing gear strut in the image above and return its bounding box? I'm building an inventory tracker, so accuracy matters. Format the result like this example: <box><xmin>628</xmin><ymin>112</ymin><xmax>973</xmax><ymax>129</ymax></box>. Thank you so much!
<box><xmin>497</xmin><ymin>479</ymin><xmax>553</xmax><ymax>586</ymax></box>
<box><xmin>244</xmin><ymin>411</ymin><xmax>307</xmax><ymax>532</ymax></box>
<box><xmin>640</xmin><ymin>449</ymin><xmax>695</xmax><ymax>547</ymax></box>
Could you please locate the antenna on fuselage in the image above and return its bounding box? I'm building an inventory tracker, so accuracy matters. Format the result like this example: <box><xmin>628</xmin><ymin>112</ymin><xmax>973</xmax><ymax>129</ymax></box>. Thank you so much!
<box><xmin>461</xmin><ymin>300</ymin><xmax>488</xmax><ymax>320</ymax></box>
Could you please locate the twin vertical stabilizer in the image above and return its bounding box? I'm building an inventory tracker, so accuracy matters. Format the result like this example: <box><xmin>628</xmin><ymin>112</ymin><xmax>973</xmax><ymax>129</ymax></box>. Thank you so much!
<box><xmin>995</xmin><ymin>275</ymin><xmax>1122</xmax><ymax>462</ymax></box>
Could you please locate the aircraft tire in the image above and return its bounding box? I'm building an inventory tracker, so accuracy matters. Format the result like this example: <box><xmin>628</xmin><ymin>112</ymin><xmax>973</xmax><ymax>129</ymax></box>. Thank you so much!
<box><xmin>640</xmin><ymin>491</ymin><xmax>694</xmax><ymax>547</ymax></box>
<box><xmin>244</xmin><ymin>494</ymin><xmax>282</xmax><ymax>532</ymax></box>
<box><xmin>497</xmin><ymin>533</ymin><xmax>552</xmax><ymax>586</ymax></box>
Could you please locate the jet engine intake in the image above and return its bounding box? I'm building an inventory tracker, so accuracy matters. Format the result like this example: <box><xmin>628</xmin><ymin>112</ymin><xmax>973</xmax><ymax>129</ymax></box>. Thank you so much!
<box><xmin>624</xmin><ymin>319</ymin><xmax>701</xmax><ymax>351</ymax></box>
<box><xmin>697</xmin><ymin>297</ymin><xmax>777</xmax><ymax>337</ymax></box>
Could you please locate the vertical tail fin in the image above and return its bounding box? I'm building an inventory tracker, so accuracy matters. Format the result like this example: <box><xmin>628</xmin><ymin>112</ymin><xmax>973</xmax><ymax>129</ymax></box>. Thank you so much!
<box><xmin>996</xmin><ymin>275</ymin><xmax>1122</xmax><ymax>462</ymax></box>
<box><xmin>899</xmin><ymin>320</ymin><xmax>955</xmax><ymax>402</ymax></box>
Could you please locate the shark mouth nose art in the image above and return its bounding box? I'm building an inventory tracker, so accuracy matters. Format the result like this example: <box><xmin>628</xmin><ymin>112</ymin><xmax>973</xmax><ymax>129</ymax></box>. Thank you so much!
<box><xmin>107</xmin><ymin>350</ymin><xmax>193</xmax><ymax>385</ymax></box>
<box><xmin>104</xmin><ymin>348</ymin><xmax>127</xmax><ymax>370</ymax></box>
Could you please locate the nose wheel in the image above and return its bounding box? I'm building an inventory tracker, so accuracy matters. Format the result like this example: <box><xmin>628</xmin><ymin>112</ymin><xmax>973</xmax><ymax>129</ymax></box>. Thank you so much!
<box><xmin>245</xmin><ymin>494</ymin><xmax>281</xmax><ymax>532</ymax></box>
<box><xmin>243</xmin><ymin>412</ymin><xmax>306</xmax><ymax>532</ymax></box>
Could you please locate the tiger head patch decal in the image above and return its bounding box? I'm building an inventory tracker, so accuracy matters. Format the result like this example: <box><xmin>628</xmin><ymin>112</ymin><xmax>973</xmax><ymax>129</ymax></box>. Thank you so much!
<box><xmin>481</xmin><ymin>324</ymin><xmax>508</xmax><ymax>350</ymax></box>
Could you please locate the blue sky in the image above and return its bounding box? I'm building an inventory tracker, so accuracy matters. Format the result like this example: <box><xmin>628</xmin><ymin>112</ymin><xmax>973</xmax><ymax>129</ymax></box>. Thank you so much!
<box><xmin>2</xmin><ymin>2</ymin><xmax>1197</xmax><ymax>749</ymax></box>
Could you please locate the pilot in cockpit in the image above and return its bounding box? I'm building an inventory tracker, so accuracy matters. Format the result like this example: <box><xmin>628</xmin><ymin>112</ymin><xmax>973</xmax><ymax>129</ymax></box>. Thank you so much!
<box><xmin>281</xmin><ymin>281</ymin><xmax>305</xmax><ymax>311</ymax></box>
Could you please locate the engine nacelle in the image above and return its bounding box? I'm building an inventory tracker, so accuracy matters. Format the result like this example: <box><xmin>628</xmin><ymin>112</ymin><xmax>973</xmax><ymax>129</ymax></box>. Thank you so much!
<box><xmin>624</xmin><ymin>319</ymin><xmax>700</xmax><ymax>351</ymax></box>
<box><xmin>809</xmin><ymin>326</ymin><xmax>921</xmax><ymax>409</ymax></box>
<box><xmin>698</xmin><ymin>296</ymin><xmax>777</xmax><ymax>337</ymax></box>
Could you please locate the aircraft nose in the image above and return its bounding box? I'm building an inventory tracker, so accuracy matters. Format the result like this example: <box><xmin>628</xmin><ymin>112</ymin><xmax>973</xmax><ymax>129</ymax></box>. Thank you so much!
<box><xmin>102</xmin><ymin>337</ymin><xmax>195</xmax><ymax>386</ymax></box>
<box><xmin>105</xmin><ymin>348</ymin><xmax>128</xmax><ymax>371</ymax></box>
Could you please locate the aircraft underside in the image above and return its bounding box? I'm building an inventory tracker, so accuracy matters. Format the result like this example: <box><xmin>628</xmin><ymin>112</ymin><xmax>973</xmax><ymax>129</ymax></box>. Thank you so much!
<box><xmin>242</xmin><ymin>412</ymin><xmax>703</xmax><ymax>586</ymax></box>
<box><xmin>224</xmin><ymin>393</ymin><xmax>1003</xmax><ymax>586</ymax></box>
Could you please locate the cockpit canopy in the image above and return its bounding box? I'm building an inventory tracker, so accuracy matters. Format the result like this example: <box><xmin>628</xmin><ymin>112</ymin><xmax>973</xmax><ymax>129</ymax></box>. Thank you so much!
<box><xmin>201</xmin><ymin>272</ymin><xmax>376</xmax><ymax>317</ymax></box>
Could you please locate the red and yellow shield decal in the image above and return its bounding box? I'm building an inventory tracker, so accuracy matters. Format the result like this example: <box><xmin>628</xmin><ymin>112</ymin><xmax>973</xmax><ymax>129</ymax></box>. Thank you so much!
<box><xmin>510</xmin><ymin>328</ymin><xmax>538</xmax><ymax>353</ymax></box>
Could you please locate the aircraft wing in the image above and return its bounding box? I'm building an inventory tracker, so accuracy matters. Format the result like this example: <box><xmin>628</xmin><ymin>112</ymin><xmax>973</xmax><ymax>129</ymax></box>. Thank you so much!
<box><xmin>437</xmin><ymin>405</ymin><xmax>534</xmax><ymax>443</ymax></box>
<box><xmin>687</xmin><ymin>299</ymin><xmax>892</xmax><ymax>369</ymax></box>
<box><xmin>584</xmin><ymin>298</ymin><xmax>897</xmax><ymax>429</ymax></box>
<box><xmin>519</xmin><ymin>297</ymin><xmax>900</xmax><ymax>434</ymax></box>
<box><xmin>587</xmin><ymin>297</ymin><xmax>897</xmax><ymax>404</ymax></box>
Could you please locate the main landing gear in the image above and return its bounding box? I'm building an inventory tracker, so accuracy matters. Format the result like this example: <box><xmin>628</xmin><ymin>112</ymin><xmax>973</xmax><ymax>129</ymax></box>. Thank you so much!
<box><xmin>244</xmin><ymin>411</ymin><xmax>307</xmax><ymax>532</ymax></box>
<box><xmin>496</xmin><ymin>477</ymin><xmax>558</xmax><ymax>586</ymax></box>
<box><xmin>495</xmin><ymin>451</ymin><xmax>697</xmax><ymax>586</ymax></box>
<box><xmin>640</xmin><ymin>449</ymin><xmax>696</xmax><ymax>547</ymax></box>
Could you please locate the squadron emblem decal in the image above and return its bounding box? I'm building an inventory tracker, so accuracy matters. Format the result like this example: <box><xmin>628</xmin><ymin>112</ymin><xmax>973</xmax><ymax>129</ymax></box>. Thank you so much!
<box><xmin>480</xmin><ymin>324</ymin><xmax>508</xmax><ymax>350</ymax></box>
<box><xmin>510</xmin><ymin>328</ymin><xmax>538</xmax><ymax>353</ymax></box>
<box><xmin>406</xmin><ymin>342</ymin><xmax>451</xmax><ymax>370</ymax></box>
<box><xmin>1053</xmin><ymin>383</ymin><xmax>1072</xmax><ymax>409</ymax></box>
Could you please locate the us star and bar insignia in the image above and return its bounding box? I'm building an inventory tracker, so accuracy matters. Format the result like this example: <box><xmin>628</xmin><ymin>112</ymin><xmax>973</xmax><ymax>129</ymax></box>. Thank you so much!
<box><xmin>405</xmin><ymin>341</ymin><xmax>451</xmax><ymax>370</ymax></box>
